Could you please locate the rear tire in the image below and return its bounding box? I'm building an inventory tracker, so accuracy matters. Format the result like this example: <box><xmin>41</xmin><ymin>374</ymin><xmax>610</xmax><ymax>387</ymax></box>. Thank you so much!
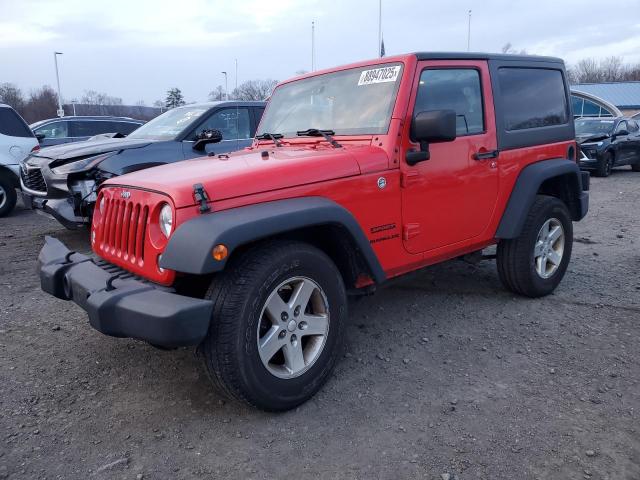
<box><xmin>0</xmin><ymin>174</ymin><xmax>17</xmax><ymax>218</ymax></box>
<box><xmin>200</xmin><ymin>240</ymin><xmax>347</xmax><ymax>411</ymax></box>
<box><xmin>496</xmin><ymin>195</ymin><xmax>573</xmax><ymax>298</ymax></box>
<box><xmin>631</xmin><ymin>162</ymin><xmax>640</xmax><ymax>172</ymax></box>
<box><xmin>594</xmin><ymin>151</ymin><xmax>613</xmax><ymax>177</ymax></box>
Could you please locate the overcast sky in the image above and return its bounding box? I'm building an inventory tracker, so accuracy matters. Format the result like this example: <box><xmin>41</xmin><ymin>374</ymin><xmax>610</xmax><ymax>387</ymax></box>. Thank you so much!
<box><xmin>2</xmin><ymin>0</ymin><xmax>640</xmax><ymax>105</ymax></box>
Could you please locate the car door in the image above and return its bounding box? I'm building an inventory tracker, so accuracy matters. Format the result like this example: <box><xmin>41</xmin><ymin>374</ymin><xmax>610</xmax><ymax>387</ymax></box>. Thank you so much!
<box><xmin>0</xmin><ymin>107</ymin><xmax>38</xmax><ymax>165</ymax></box>
<box><xmin>184</xmin><ymin>107</ymin><xmax>253</xmax><ymax>156</ymax></box>
<box><xmin>626</xmin><ymin>119</ymin><xmax>640</xmax><ymax>163</ymax></box>
<box><xmin>612</xmin><ymin>120</ymin><xmax>630</xmax><ymax>164</ymax></box>
<box><xmin>33</xmin><ymin>120</ymin><xmax>70</xmax><ymax>146</ymax></box>
<box><xmin>400</xmin><ymin>61</ymin><xmax>499</xmax><ymax>254</ymax></box>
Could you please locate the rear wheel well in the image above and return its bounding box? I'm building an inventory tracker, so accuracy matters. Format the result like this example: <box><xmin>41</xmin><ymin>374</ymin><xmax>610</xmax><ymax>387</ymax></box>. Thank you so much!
<box><xmin>0</xmin><ymin>166</ymin><xmax>19</xmax><ymax>188</ymax></box>
<box><xmin>537</xmin><ymin>173</ymin><xmax>582</xmax><ymax>220</ymax></box>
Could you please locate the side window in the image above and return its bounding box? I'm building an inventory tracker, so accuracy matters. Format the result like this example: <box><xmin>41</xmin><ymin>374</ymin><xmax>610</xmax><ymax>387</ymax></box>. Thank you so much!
<box><xmin>498</xmin><ymin>68</ymin><xmax>569</xmax><ymax>130</ymax></box>
<box><xmin>414</xmin><ymin>69</ymin><xmax>484</xmax><ymax>136</ymax></box>
<box><xmin>581</xmin><ymin>100</ymin><xmax>602</xmax><ymax>117</ymax></box>
<box><xmin>615</xmin><ymin>121</ymin><xmax>628</xmax><ymax>134</ymax></box>
<box><xmin>70</xmin><ymin>121</ymin><xmax>112</xmax><ymax>137</ymax></box>
<box><xmin>192</xmin><ymin>108</ymin><xmax>251</xmax><ymax>141</ymax></box>
<box><xmin>35</xmin><ymin>121</ymin><xmax>68</xmax><ymax>139</ymax></box>
<box><xmin>628</xmin><ymin>120</ymin><xmax>639</xmax><ymax>132</ymax></box>
<box><xmin>571</xmin><ymin>96</ymin><xmax>584</xmax><ymax>118</ymax></box>
<box><xmin>0</xmin><ymin>108</ymin><xmax>35</xmax><ymax>138</ymax></box>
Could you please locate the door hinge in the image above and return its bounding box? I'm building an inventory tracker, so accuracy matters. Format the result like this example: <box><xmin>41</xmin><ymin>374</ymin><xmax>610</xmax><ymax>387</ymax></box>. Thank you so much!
<box><xmin>403</xmin><ymin>223</ymin><xmax>421</xmax><ymax>240</ymax></box>
<box><xmin>401</xmin><ymin>170</ymin><xmax>420</xmax><ymax>188</ymax></box>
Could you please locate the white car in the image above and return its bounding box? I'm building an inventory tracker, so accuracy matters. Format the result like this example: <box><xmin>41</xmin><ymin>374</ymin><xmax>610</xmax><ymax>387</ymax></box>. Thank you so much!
<box><xmin>0</xmin><ymin>104</ymin><xmax>39</xmax><ymax>216</ymax></box>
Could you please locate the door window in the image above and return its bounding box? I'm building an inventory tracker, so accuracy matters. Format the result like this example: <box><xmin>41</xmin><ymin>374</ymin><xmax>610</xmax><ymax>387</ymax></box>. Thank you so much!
<box><xmin>414</xmin><ymin>69</ymin><xmax>484</xmax><ymax>136</ymax></box>
<box><xmin>615</xmin><ymin>121</ymin><xmax>628</xmax><ymax>134</ymax></box>
<box><xmin>0</xmin><ymin>108</ymin><xmax>33</xmax><ymax>137</ymax></box>
<box><xmin>628</xmin><ymin>120</ymin><xmax>639</xmax><ymax>132</ymax></box>
<box><xmin>34</xmin><ymin>121</ymin><xmax>68</xmax><ymax>138</ymax></box>
<box><xmin>192</xmin><ymin>108</ymin><xmax>251</xmax><ymax>141</ymax></box>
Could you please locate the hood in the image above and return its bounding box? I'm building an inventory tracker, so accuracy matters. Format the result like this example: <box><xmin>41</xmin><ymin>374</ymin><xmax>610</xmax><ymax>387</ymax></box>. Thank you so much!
<box><xmin>103</xmin><ymin>145</ymin><xmax>382</xmax><ymax>207</ymax></box>
<box><xmin>32</xmin><ymin>137</ymin><xmax>156</xmax><ymax>161</ymax></box>
<box><xmin>576</xmin><ymin>133</ymin><xmax>609</xmax><ymax>144</ymax></box>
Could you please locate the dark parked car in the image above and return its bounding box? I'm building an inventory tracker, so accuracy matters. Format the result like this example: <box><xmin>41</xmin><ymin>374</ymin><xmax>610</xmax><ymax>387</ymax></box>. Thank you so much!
<box><xmin>30</xmin><ymin>116</ymin><xmax>145</xmax><ymax>147</ymax></box>
<box><xmin>576</xmin><ymin>117</ymin><xmax>640</xmax><ymax>177</ymax></box>
<box><xmin>21</xmin><ymin>101</ymin><xmax>266</xmax><ymax>228</ymax></box>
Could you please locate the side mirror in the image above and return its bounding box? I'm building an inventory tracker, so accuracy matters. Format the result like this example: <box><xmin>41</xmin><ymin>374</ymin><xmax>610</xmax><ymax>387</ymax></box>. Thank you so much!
<box><xmin>193</xmin><ymin>129</ymin><xmax>223</xmax><ymax>151</ymax></box>
<box><xmin>35</xmin><ymin>133</ymin><xmax>45</xmax><ymax>141</ymax></box>
<box><xmin>407</xmin><ymin>110</ymin><xmax>457</xmax><ymax>165</ymax></box>
<box><xmin>615</xmin><ymin>129</ymin><xmax>629</xmax><ymax>137</ymax></box>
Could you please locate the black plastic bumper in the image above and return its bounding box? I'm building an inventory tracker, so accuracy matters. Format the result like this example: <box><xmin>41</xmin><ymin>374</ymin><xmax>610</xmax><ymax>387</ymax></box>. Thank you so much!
<box><xmin>21</xmin><ymin>192</ymin><xmax>88</xmax><ymax>229</ymax></box>
<box><xmin>38</xmin><ymin>236</ymin><xmax>213</xmax><ymax>347</ymax></box>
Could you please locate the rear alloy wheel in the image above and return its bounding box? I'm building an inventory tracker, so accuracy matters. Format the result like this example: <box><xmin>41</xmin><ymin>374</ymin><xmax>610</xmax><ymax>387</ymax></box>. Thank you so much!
<box><xmin>0</xmin><ymin>175</ymin><xmax>17</xmax><ymax>218</ymax></box>
<box><xmin>595</xmin><ymin>151</ymin><xmax>613</xmax><ymax>177</ymax></box>
<box><xmin>200</xmin><ymin>241</ymin><xmax>347</xmax><ymax>411</ymax></box>
<box><xmin>497</xmin><ymin>195</ymin><xmax>573</xmax><ymax>297</ymax></box>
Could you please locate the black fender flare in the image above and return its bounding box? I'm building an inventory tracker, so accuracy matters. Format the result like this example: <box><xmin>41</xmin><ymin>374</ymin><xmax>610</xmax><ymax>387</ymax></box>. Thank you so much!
<box><xmin>159</xmin><ymin>196</ymin><xmax>386</xmax><ymax>283</ymax></box>
<box><xmin>495</xmin><ymin>158</ymin><xmax>589</xmax><ymax>239</ymax></box>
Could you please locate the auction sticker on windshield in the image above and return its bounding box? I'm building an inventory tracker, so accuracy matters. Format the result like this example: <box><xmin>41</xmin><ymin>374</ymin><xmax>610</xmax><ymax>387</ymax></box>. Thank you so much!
<box><xmin>358</xmin><ymin>66</ymin><xmax>401</xmax><ymax>86</ymax></box>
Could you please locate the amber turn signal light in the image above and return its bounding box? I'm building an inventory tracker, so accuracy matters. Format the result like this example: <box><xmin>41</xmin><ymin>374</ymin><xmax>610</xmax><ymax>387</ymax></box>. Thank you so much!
<box><xmin>212</xmin><ymin>244</ymin><xmax>228</xmax><ymax>261</ymax></box>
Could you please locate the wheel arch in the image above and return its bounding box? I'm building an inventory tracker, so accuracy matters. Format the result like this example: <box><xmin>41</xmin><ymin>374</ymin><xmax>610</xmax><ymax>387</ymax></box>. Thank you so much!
<box><xmin>159</xmin><ymin>197</ymin><xmax>386</xmax><ymax>287</ymax></box>
<box><xmin>0</xmin><ymin>165</ymin><xmax>20</xmax><ymax>188</ymax></box>
<box><xmin>495</xmin><ymin>158</ymin><xmax>588</xmax><ymax>239</ymax></box>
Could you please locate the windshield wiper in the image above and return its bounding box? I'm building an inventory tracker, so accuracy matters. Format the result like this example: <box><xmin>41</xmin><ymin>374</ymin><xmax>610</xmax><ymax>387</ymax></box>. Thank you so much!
<box><xmin>255</xmin><ymin>132</ymin><xmax>283</xmax><ymax>147</ymax></box>
<box><xmin>296</xmin><ymin>129</ymin><xmax>342</xmax><ymax>148</ymax></box>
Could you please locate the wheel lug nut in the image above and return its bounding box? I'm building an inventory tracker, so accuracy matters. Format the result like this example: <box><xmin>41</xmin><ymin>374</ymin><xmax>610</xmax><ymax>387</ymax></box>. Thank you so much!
<box><xmin>279</xmin><ymin>330</ymin><xmax>286</xmax><ymax>339</ymax></box>
<box><xmin>281</xmin><ymin>312</ymin><xmax>288</xmax><ymax>321</ymax></box>
<box><xmin>294</xmin><ymin>305</ymin><xmax>301</xmax><ymax>317</ymax></box>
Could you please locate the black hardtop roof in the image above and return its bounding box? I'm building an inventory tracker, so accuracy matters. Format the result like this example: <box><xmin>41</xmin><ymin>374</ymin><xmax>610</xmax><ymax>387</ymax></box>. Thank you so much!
<box><xmin>414</xmin><ymin>52</ymin><xmax>565</xmax><ymax>64</ymax></box>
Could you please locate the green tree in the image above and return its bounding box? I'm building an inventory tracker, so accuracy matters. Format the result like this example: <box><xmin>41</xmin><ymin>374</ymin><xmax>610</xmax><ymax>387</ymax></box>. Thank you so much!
<box><xmin>165</xmin><ymin>88</ymin><xmax>186</xmax><ymax>109</ymax></box>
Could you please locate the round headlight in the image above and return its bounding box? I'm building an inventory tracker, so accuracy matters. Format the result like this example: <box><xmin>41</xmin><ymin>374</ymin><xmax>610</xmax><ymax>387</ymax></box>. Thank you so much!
<box><xmin>159</xmin><ymin>203</ymin><xmax>173</xmax><ymax>238</ymax></box>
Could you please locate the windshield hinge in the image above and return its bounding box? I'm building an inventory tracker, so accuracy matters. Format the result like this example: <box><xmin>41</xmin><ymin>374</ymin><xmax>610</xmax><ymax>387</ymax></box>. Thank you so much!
<box><xmin>193</xmin><ymin>183</ymin><xmax>211</xmax><ymax>214</ymax></box>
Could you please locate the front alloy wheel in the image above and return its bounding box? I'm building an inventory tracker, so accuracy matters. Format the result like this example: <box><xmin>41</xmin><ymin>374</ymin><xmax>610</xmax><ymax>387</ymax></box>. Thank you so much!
<box><xmin>257</xmin><ymin>276</ymin><xmax>330</xmax><ymax>379</ymax></box>
<box><xmin>200</xmin><ymin>241</ymin><xmax>347</xmax><ymax>411</ymax></box>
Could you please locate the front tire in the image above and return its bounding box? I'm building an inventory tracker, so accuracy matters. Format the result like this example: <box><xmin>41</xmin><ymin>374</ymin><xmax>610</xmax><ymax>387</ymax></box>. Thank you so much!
<box><xmin>631</xmin><ymin>162</ymin><xmax>640</xmax><ymax>172</ymax></box>
<box><xmin>496</xmin><ymin>195</ymin><xmax>573</xmax><ymax>298</ymax></box>
<box><xmin>594</xmin><ymin>151</ymin><xmax>613</xmax><ymax>177</ymax></box>
<box><xmin>0</xmin><ymin>175</ymin><xmax>17</xmax><ymax>218</ymax></box>
<box><xmin>200</xmin><ymin>241</ymin><xmax>347</xmax><ymax>411</ymax></box>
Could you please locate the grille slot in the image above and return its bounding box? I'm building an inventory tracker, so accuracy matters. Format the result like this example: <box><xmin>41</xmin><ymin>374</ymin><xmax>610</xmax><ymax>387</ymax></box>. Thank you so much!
<box><xmin>21</xmin><ymin>167</ymin><xmax>47</xmax><ymax>193</ymax></box>
<box><xmin>100</xmin><ymin>198</ymin><xmax>148</xmax><ymax>265</ymax></box>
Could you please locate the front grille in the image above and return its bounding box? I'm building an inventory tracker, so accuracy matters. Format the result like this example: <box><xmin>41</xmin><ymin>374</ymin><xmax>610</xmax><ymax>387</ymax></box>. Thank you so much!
<box><xmin>99</xmin><ymin>197</ymin><xmax>149</xmax><ymax>265</ymax></box>
<box><xmin>21</xmin><ymin>166</ymin><xmax>47</xmax><ymax>193</ymax></box>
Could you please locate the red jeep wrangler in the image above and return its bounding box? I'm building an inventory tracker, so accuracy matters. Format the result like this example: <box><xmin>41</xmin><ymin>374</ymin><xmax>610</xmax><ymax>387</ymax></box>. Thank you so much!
<box><xmin>39</xmin><ymin>52</ymin><xmax>589</xmax><ymax>411</ymax></box>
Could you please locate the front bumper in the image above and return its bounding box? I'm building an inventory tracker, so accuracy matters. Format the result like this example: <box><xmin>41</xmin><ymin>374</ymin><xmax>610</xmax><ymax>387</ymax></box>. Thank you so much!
<box><xmin>21</xmin><ymin>191</ymin><xmax>89</xmax><ymax>229</ymax></box>
<box><xmin>38</xmin><ymin>236</ymin><xmax>213</xmax><ymax>347</ymax></box>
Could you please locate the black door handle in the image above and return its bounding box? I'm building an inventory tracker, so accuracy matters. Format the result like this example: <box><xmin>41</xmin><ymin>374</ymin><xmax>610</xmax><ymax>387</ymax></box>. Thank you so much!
<box><xmin>473</xmin><ymin>149</ymin><xmax>499</xmax><ymax>160</ymax></box>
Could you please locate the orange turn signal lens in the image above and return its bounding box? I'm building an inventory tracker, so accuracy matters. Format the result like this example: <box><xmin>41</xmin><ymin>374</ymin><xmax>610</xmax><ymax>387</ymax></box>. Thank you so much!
<box><xmin>212</xmin><ymin>244</ymin><xmax>228</xmax><ymax>261</ymax></box>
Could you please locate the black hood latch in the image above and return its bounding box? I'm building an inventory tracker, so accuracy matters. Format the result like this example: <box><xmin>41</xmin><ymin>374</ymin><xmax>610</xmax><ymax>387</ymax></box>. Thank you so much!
<box><xmin>193</xmin><ymin>183</ymin><xmax>211</xmax><ymax>214</ymax></box>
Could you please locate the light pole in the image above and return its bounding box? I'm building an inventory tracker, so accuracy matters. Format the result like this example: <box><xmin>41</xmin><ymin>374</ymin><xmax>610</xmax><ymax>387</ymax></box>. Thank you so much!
<box><xmin>311</xmin><ymin>21</ymin><xmax>315</xmax><ymax>71</ymax></box>
<box><xmin>221</xmin><ymin>71</ymin><xmax>228</xmax><ymax>100</ymax></box>
<box><xmin>467</xmin><ymin>10</ymin><xmax>472</xmax><ymax>52</ymax></box>
<box><xmin>53</xmin><ymin>52</ymin><xmax>64</xmax><ymax>117</ymax></box>
<box><xmin>378</xmin><ymin>0</ymin><xmax>382</xmax><ymax>57</ymax></box>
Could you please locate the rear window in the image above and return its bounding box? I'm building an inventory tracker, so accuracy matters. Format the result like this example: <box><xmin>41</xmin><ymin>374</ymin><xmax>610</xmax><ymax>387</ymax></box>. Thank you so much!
<box><xmin>0</xmin><ymin>108</ymin><xmax>34</xmax><ymax>138</ymax></box>
<box><xmin>498</xmin><ymin>68</ymin><xmax>569</xmax><ymax>131</ymax></box>
<box><xmin>70</xmin><ymin>121</ymin><xmax>117</xmax><ymax>137</ymax></box>
<box><xmin>113</xmin><ymin>122</ymin><xmax>140</xmax><ymax>135</ymax></box>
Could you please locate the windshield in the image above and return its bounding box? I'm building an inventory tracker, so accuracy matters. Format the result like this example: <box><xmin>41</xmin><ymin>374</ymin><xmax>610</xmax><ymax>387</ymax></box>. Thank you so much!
<box><xmin>575</xmin><ymin>119</ymin><xmax>615</xmax><ymax>136</ymax></box>
<box><xmin>127</xmin><ymin>106</ymin><xmax>207</xmax><ymax>141</ymax></box>
<box><xmin>258</xmin><ymin>63</ymin><xmax>403</xmax><ymax>138</ymax></box>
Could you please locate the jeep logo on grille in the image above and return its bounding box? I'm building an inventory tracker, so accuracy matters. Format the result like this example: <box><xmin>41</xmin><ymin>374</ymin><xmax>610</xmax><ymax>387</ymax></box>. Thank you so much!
<box><xmin>120</xmin><ymin>191</ymin><xmax>131</xmax><ymax>199</ymax></box>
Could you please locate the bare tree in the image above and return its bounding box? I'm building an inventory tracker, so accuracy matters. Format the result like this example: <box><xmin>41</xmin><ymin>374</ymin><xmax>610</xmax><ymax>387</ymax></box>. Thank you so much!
<box><xmin>0</xmin><ymin>83</ymin><xmax>24</xmax><ymax>111</ymax></box>
<box><xmin>22</xmin><ymin>86</ymin><xmax>58</xmax><ymax>123</ymax></box>
<box><xmin>231</xmin><ymin>79</ymin><xmax>278</xmax><ymax>101</ymax></box>
<box><xmin>208</xmin><ymin>85</ymin><xmax>225</xmax><ymax>101</ymax></box>
<box><xmin>501</xmin><ymin>42</ymin><xmax>527</xmax><ymax>55</ymax></box>
<box><xmin>81</xmin><ymin>90</ymin><xmax>123</xmax><ymax>106</ymax></box>
<box><xmin>600</xmin><ymin>56</ymin><xmax>624</xmax><ymax>82</ymax></box>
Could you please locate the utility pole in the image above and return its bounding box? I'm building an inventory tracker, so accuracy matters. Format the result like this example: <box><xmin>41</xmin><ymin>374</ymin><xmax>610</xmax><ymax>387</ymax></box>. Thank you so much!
<box><xmin>221</xmin><ymin>71</ymin><xmax>228</xmax><ymax>100</ymax></box>
<box><xmin>235</xmin><ymin>58</ymin><xmax>238</xmax><ymax>93</ymax></box>
<box><xmin>378</xmin><ymin>0</ymin><xmax>382</xmax><ymax>57</ymax></box>
<box><xmin>467</xmin><ymin>10</ymin><xmax>472</xmax><ymax>52</ymax></box>
<box><xmin>53</xmin><ymin>52</ymin><xmax>64</xmax><ymax>117</ymax></box>
<box><xmin>311</xmin><ymin>21</ymin><xmax>315</xmax><ymax>71</ymax></box>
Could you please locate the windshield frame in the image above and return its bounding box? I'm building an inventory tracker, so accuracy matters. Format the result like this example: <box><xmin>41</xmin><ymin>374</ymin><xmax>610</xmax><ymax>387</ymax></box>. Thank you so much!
<box><xmin>257</xmin><ymin>61</ymin><xmax>405</xmax><ymax>139</ymax></box>
<box><xmin>126</xmin><ymin>105</ymin><xmax>213</xmax><ymax>142</ymax></box>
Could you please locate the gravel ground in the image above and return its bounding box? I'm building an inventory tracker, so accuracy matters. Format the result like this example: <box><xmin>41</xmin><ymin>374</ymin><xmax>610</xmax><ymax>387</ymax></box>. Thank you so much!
<box><xmin>1</xmin><ymin>169</ymin><xmax>639</xmax><ymax>480</ymax></box>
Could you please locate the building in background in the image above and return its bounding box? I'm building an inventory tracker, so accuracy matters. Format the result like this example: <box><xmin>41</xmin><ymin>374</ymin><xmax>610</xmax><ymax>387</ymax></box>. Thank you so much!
<box><xmin>571</xmin><ymin>82</ymin><xmax>640</xmax><ymax>117</ymax></box>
